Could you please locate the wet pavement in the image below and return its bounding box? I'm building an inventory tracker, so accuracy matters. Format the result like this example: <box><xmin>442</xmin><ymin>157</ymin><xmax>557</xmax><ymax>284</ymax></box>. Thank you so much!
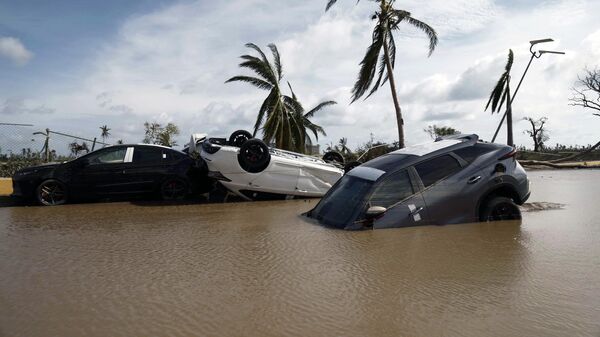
<box><xmin>1</xmin><ymin>169</ymin><xmax>599</xmax><ymax>337</ymax></box>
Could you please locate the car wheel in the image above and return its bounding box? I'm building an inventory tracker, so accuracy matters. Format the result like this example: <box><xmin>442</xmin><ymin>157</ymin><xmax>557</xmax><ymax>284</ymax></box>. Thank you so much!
<box><xmin>238</xmin><ymin>138</ymin><xmax>271</xmax><ymax>173</ymax></box>
<box><xmin>480</xmin><ymin>196</ymin><xmax>521</xmax><ymax>222</ymax></box>
<box><xmin>229</xmin><ymin>130</ymin><xmax>253</xmax><ymax>148</ymax></box>
<box><xmin>36</xmin><ymin>179</ymin><xmax>68</xmax><ymax>206</ymax></box>
<box><xmin>323</xmin><ymin>151</ymin><xmax>345</xmax><ymax>165</ymax></box>
<box><xmin>344</xmin><ymin>161</ymin><xmax>362</xmax><ymax>173</ymax></box>
<box><xmin>161</xmin><ymin>178</ymin><xmax>189</xmax><ymax>200</ymax></box>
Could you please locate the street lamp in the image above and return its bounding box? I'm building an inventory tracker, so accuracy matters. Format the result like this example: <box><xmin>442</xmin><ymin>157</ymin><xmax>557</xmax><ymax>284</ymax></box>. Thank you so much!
<box><xmin>491</xmin><ymin>38</ymin><xmax>565</xmax><ymax>143</ymax></box>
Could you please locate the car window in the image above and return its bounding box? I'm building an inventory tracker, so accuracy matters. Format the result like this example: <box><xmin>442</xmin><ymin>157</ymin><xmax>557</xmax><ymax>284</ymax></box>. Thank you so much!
<box><xmin>163</xmin><ymin>149</ymin><xmax>185</xmax><ymax>162</ymax></box>
<box><xmin>133</xmin><ymin>146</ymin><xmax>163</xmax><ymax>164</ymax></box>
<box><xmin>369</xmin><ymin>170</ymin><xmax>414</xmax><ymax>208</ymax></box>
<box><xmin>453</xmin><ymin>143</ymin><xmax>497</xmax><ymax>164</ymax></box>
<box><xmin>414</xmin><ymin>155</ymin><xmax>462</xmax><ymax>187</ymax></box>
<box><xmin>88</xmin><ymin>147</ymin><xmax>127</xmax><ymax>164</ymax></box>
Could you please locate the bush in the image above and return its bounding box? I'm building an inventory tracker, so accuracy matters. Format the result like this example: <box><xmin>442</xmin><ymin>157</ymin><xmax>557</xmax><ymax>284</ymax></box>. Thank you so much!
<box><xmin>0</xmin><ymin>158</ymin><xmax>44</xmax><ymax>177</ymax></box>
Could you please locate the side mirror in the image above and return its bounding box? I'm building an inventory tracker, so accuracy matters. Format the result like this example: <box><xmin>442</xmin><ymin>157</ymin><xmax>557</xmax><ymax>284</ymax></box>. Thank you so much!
<box><xmin>365</xmin><ymin>206</ymin><xmax>387</xmax><ymax>219</ymax></box>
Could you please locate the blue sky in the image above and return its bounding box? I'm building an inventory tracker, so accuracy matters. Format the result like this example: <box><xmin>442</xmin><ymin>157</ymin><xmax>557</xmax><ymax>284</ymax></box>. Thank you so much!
<box><xmin>1</xmin><ymin>0</ymin><xmax>599</xmax><ymax>153</ymax></box>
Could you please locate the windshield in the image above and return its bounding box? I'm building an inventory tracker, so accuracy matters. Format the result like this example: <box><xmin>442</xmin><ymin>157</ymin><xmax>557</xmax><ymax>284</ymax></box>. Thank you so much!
<box><xmin>310</xmin><ymin>175</ymin><xmax>373</xmax><ymax>228</ymax></box>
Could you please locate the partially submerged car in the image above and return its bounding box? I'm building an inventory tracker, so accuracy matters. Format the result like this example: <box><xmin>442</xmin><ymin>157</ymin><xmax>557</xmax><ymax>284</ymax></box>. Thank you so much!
<box><xmin>12</xmin><ymin>144</ymin><xmax>206</xmax><ymax>205</ymax></box>
<box><xmin>306</xmin><ymin>134</ymin><xmax>530</xmax><ymax>229</ymax></box>
<box><xmin>189</xmin><ymin>130</ymin><xmax>345</xmax><ymax>200</ymax></box>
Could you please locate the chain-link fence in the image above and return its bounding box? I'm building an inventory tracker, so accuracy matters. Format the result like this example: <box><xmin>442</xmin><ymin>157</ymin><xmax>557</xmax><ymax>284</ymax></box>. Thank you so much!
<box><xmin>0</xmin><ymin>123</ymin><xmax>111</xmax><ymax>177</ymax></box>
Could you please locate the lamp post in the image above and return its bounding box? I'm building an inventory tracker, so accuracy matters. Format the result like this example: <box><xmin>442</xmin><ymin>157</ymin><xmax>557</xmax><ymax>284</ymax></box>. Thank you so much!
<box><xmin>491</xmin><ymin>38</ymin><xmax>565</xmax><ymax>143</ymax></box>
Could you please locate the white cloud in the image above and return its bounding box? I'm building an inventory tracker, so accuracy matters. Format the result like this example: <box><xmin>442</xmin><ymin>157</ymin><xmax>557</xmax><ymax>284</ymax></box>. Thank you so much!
<box><xmin>0</xmin><ymin>37</ymin><xmax>33</xmax><ymax>66</ymax></box>
<box><xmin>3</xmin><ymin>0</ymin><xmax>600</xmax><ymax>150</ymax></box>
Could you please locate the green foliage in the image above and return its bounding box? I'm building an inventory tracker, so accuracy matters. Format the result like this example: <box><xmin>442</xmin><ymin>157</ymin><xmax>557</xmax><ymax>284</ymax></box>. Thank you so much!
<box><xmin>424</xmin><ymin>125</ymin><xmax>460</xmax><ymax>139</ymax></box>
<box><xmin>143</xmin><ymin>122</ymin><xmax>180</xmax><ymax>147</ymax></box>
<box><xmin>485</xmin><ymin>49</ymin><xmax>514</xmax><ymax>113</ymax></box>
<box><xmin>227</xmin><ymin>43</ymin><xmax>334</xmax><ymax>153</ymax></box>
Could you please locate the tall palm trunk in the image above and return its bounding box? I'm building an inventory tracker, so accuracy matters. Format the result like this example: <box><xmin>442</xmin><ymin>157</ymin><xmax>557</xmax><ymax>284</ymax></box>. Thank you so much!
<box><xmin>505</xmin><ymin>79</ymin><xmax>514</xmax><ymax>146</ymax></box>
<box><xmin>382</xmin><ymin>36</ymin><xmax>405</xmax><ymax>148</ymax></box>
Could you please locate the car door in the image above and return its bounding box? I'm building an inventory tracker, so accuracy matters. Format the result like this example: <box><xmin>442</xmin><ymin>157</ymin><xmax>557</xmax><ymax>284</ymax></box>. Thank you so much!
<box><xmin>414</xmin><ymin>154</ymin><xmax>479</xmax><ymax>225</ymax></box>
<box><xmin>70</xmin><ymin>146</ymin><xmax>134</xmax><ymax>197</ymax></box>
<box><xmin>126</xmin><ymin>146</ymin><xmax>169</xmax><ymax>193</ymax></box>
<box><xmin>370</xmin><ymin>169</ymin><xmax>430</xmax><ymax>229</ymax></box>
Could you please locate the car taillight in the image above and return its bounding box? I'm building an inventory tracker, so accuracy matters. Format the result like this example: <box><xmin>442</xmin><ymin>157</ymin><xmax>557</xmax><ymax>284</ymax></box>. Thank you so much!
<box><xmin>202</xmin><ymin>141</ymin><xmax>221</xmax><ymax>154</ymax></box>
<box><xmin>498</xmin><ymin>148</ymin><xmax>517</xmax><ymax>160</ymax></box>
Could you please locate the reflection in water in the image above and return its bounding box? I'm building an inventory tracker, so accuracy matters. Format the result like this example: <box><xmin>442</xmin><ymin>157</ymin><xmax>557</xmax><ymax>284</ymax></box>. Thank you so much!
<box><xmin>1</xmin><ymin>170</ymin><xmax>599</xmax><ymax>337</ymax></box>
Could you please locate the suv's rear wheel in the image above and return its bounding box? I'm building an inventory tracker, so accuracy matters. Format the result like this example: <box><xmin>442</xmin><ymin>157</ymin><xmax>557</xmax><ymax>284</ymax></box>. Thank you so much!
<box><xmin>480</xmin><ymin>196</ymin><xmax>521</xmax><ymax>222</ymax></box>
<box><xmin>36</xmin><ymin>179</ymin><xmax>68</xmax><ymax>206</ymax></box>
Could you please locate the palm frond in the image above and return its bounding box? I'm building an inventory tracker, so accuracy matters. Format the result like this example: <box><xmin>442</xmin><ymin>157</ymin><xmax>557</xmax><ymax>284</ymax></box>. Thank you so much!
<box><xmin>305</xmin><ymin>101</ymin><xmax>336</xmax><ymax>118</ymax></box>
<box><xmin>225</xmin><ymin>76</ymin><xmax>273</xmax><ymax>90</ymax></box>
<box><xmin>245</xmin><ymin>43</ymin><xmax>269</xmax><ymax>64</ymax></box>
<box><xmin>505</xmin><ymin>49</ymin><xmax>514</xmax><ymax>73</ymax></box>
<box><xmin>351</xmin><ymin>23</ymin><xmax>384</xmax><ymax>102</ymax></box>
<box><xmin>268</xmin><ymin>44</ymin><xmax>283</xmax><ymax>81</ymax></box>
<box><xmin>325</xmin><ymin>0</ymin><xmax>338</xmax><ymax>11</ymax></box>
<box><xmin>254</xmin><ymin>89</ymin><xmax>279</xmax><ymax>135</ymax></box>
<box><xmin>238</xmin><ymin>56</ymin><xmax>278</xmax><ymax>85</ymax></box>
<box><xmin>402</xmin><ymin>14</ymin><xmax>438</xmax><ymax>56</ymax></box>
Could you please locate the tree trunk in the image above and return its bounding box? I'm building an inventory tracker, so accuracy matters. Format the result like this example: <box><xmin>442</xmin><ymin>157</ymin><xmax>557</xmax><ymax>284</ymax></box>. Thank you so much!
<box><xmin>506</xmin><ymin>80</ymin><xmax>514</xmax><ymax>146</ymax></box>
<box><xmin>382</xmin><ymin>37</ymin><xmax>404</xmax><ymax>149</ymax></box>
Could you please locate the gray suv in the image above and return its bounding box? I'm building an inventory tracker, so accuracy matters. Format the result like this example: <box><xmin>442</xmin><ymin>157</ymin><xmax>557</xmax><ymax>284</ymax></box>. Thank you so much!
<box><xmin>307</xmin><ymin>135</ymin><xmax>530</xmax><ymax>230</ymax></box>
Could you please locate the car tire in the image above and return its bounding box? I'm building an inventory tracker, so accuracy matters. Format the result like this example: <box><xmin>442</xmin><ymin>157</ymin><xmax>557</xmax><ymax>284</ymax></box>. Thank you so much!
<box><xmin>323</xmin><ymin>151</ymin><xmax>345</xmax><ymax>165</ymax></box>
<box><xmin>479</xmin><ymin>196</ymin><xmax>521</xmax><ymax>222</ymax></box>
<box><xmin>238</xmin><ymin>138</ymin><xmax>271</xmax><ymax>173</ymax></box>
<box><xmin>344</xmin><ymin>161</ymin><xmax>362</xmax><ymax>173</ymax></box>
<box><xmin>160</xmin><ymin>177</ymin><xmax>189</xmax><ymax>200</ymax></box>
<box><xmin>36</xmin><ymin>179</ymin><xmax>68</xmax><ymax>206</ymax></box>
<box><xmin>229</xmin><ymin>130</ymin><xmax>253</xmax><ymax>148</ymax></box>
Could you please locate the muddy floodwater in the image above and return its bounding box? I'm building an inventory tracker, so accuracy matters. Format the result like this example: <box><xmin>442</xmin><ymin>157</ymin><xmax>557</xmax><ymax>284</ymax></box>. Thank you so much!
<box><xmin>1</xmin><ymin>170</ymin><xmax>600</xmax><ymax>337</ymax></box>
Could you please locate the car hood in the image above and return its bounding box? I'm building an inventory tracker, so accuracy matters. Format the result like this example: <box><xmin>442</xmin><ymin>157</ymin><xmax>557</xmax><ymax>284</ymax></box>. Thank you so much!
<box><xmin>15</xmin><ymin>162</ymin><xmax>62</xmax><ymax>175</ymax></box>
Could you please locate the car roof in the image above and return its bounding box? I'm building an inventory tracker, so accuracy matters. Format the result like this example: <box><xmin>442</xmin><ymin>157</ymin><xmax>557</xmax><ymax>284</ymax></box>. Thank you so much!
<box><xmin>101</xmin><ymin>143</ymin><xmax>185</xmax><ymax>153</ymax></box>
<box><xmin>359</xmin><ymin>134</ymin><xmax>482</xmax><ymax>177</ymax></box>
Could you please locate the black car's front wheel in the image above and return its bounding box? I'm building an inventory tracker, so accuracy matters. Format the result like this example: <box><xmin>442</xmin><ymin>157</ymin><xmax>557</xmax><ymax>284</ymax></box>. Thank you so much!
<box><xmin>36</xmin><ymin>179</ymin><xmax>68</xmax><ymax>206</ymax></box>
<box><xmin>480</xmin><ymin>196</ymin><xmax>521</xmax><ymax>222</ymax></box>
<box><xmin>160</xmin><ymin>178</ymin><xmax>189</xmax><ymax>200</ymax></box>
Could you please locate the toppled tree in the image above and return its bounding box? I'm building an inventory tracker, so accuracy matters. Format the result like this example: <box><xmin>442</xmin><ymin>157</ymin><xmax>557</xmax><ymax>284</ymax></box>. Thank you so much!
<box><xmin>570</xmin><ymin>67</ymin><xmax>600</xmax><ymax>117</ymax></box>
<box><xmin>523</xmin><ymin>117</ymin><xmax>549</xmax><ymax>152</ymax></box>
<box><xmin>424</xmin><ymin>125</ymin><xmax>460</xmax><ymax>140</ymax></box>
<box><xmin>69</xmin><ymin>141</ymin><xmax>89</xmax><ymax>157</ymax></box>
<box><xmin>486</xmin><ymin>49</ymin><xmax>515</xmax><ymax>145</ymax></box>
<box><xmin>143</xmin><ymin>122</ymin><xmax>180</xmax><ymax>147</ymax></box>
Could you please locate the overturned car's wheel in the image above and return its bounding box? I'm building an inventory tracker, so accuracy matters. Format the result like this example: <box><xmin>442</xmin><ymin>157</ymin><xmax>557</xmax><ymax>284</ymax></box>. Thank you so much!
<box><xmin>36</xmin><ymin>179</ymin><xmax>68</xmax><ymax>206</ymax></box>
<box><xmin>344</xmin><ymin>161</ymin><xmax>362</xmax><ymax>173</ymax></box>
<box><xmin>323</xmin><ymin>151</ymin><xmax>345</xmax><ymax>165</ymax></box>
<box><xmin>238</xmin><ymin>138</ymin><xmax>271</xmax><ymax>173</ymax></box>
<box><xmin>161</xmin><ymin>177</ymin><xmax>189</xmax><ymax>200</ymax></box>
<box><xmin>229</xmin><ymin>130</ymin><xmax>253</xmax><ymax>148</ymax></box>
<box><xmin>480</xmin><ymin>197</ymin><xmax>521</xmax><ymax>222</ymax></box>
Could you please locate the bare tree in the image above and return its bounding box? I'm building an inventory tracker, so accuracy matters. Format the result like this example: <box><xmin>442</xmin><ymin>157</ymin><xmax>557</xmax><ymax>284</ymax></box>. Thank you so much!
<box><xmin>570</xmin><ymin>68</ymin><xmax>600</xmax><ymax>117</ymax></box>
<box><xmin>523</xmin><ymin>117</ymin><xmax>549</xmax><ymax>152</ymax></box>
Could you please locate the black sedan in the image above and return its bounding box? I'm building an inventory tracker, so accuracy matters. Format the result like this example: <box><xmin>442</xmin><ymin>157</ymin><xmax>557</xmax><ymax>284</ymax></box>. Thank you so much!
<box><xmin>12</xmin><ymin>144</ymin><xmax>208</xmax><ymax>205</ymax></box>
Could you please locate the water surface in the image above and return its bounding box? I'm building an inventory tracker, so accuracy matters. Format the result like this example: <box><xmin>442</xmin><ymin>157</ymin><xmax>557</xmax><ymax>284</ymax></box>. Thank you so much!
<box><xmin>1</xmin><ymin>170</ymin><xmax>599</xmax><ymax>337</ymax></box>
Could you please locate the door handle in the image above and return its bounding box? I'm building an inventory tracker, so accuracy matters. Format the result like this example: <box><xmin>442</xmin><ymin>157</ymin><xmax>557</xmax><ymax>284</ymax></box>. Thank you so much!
<box><xmin>467</xmin><ymin>175</ymin><xmax>482</xmax><ymax>184</ymax></box>
<box><xmin>410</xmin><ymin>206</ymin><xmax>424</xmax><ymax>215</ymax></box>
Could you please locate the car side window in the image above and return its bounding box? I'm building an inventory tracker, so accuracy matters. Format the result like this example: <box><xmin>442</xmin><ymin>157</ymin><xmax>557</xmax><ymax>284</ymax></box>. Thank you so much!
<box><xmin>163</xmin><ymin>149</ymin><xmax>184</xmax><ymax>162</ymax></box>
<box><xmin>369</xmin><ymin>170</ymin><xmax>414</xmax><ymax>208</ymax></box>
<box><xmin>89</xmin><ymin>147</ymin><xmax>127</xmax><ymax>165</ymax></box>
<box><xmin>415</xmin><ymin>155</ymin><xmax>462</xmax><ymax>187</ymax></box>
<box><xmin>453</xmin><ymin>144</ymin><xmax>496</xmax><ymax>164</ymax></box>
<box><xmin>133</xmin><ymin>146</ymin><xmax>163</xmax><ymax>164</ymax></box>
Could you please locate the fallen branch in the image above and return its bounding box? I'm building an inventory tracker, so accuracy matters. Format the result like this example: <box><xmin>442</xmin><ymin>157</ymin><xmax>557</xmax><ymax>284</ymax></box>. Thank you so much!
<box><xmin>549</xmin><ymin>140</ymin><xmax>600</xmax><ymax>163</ymax></box>
<box><xmin>519</xmin><ymin>160</ymin><xmax>595</xmax><ymax>169</ymax></box>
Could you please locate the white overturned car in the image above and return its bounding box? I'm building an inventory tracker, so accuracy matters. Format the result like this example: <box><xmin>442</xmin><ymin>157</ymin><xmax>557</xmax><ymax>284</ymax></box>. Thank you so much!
<box><xmin>188</xmin><ymin>130</ymin><xmax>345</xmax><ymax>200</ymax></box>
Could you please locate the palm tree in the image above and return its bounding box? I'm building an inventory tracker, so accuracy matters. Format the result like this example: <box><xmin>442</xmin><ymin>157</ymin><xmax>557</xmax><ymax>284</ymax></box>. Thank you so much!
<box><xmin>226</xmin><ymin>43</ymin><xmax>292</xmax><ymax>147</ymax></box>
<box><xmin>226</xmin><ymin>43</ymin><xmax>335</xmax><ymax>152</ymax></box>
<box><xmin>485</xmin><ymin>49</ymin><xmax>514</xmax><ymax>145</ymax></box>
<box><xmin>99</xmin><ymin>125</ymin><xmax>111</xmax><ymax>145</ymax></box>
<box><xmin>283</xmin><ymin>83</ymin><xmax>335</xmax><ymax>153</ymax></box>
<box><xmin>326</xmin><ymin>0</ymin><xmax>438</xmax><ymax>149</ymax></box>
